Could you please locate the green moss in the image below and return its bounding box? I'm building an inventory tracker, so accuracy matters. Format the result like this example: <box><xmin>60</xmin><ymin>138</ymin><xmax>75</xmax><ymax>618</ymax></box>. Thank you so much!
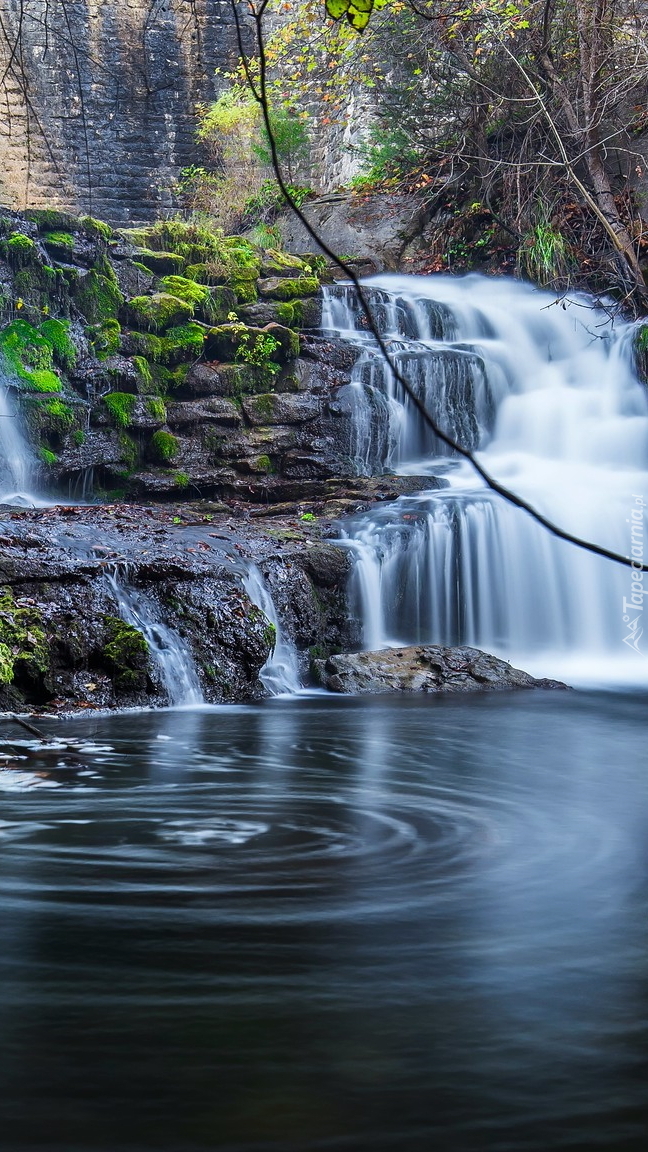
<box><xmin>133</xmin><ymin>249</ymin><xmax>186</xmax><ymax>276</ymax></box>
<box><xmin>39</xmin><ymin>318</ymin><xmax>76</xmax><ymax>369</ymax></box>
<box><xmin>275</xmin><ymin>302</ymin><xmax>294</xmax><ymax>326</ymax></box>
<box><xmin>23</xmin><ymin>369</ymin><xmax>62</xmax><ymax>393</ymax></box>
<box><xmin>42</xmin><ymin>398</ymin><xmax>74</xmax><ymax>433</ymax></box>
<box><xmin>39</xmin><ymin>447</ymin><xmax>57</xmax><ymax>465</ymax></box>
<box><xmin>87</xmin><ymin>318</ymin><xmax>121</xmax><ymax>359</ymax></box>
<box><xmin>103</xmin><ymin>615</ymin><xmax>149</xmax><ymax>692</ymax></box>
<box><xmin>231</xmin><ymin>279</ymin><xmax>258</xmax><ymax>304</ymax></box>
<box><xmin>43</xmin><ymin>231</ymin><xmax>75</xmax><ymax>250</ymax></box>
<box><xmin>124</xmin><ymin>331</ymin><xmax>163</xmax><ymax>361</ymax></box>
<box><xmin>118</xmin><ymin>432</ymin><xmax>139</xmax><ymax>469</ymax></box>
<box><xmin>263</xmin><ymin>622</ymin><xmax>277</xmax><ymax>649</ymax></box>
<box><xmin>160</xmin><ymin>322</ymin><xmax>205</xmax><ymax>364</ymax></box>
<box><xmin>184</xmin><ymin>263</ymin><xmax>223</xmax><ymax>285</ymax></box>
<box><xmin>173</xmin><ymin>471</ymin><xmax>190</xmax><ymax>488</ymax></box>
<box><xmin>0</xmin><ymin>642</ymin><xmax>13</xmax><ymax>684</ymax></box>
<box><xmin>260</xmin><ymin>249</ymin><xmax>307</xmax><ymax>276</ymax></box>
<box><xmin>150</xmin><ymin>430</ymin><xmax>179</xmax><ymax>463</ymax></box>
<box><xmin>73</xmin><ymin>429</ymin><xmax>85</xmax><ymax>445</ymax></box>
<box><xmin>0</xmin><ymin>586</ymin><xmax>49</xmax><ymax>686</ymax></box>
<box><xmin>146</xmin><ymin>397</ymin><xmax>167</xmax><ymax>421</ymax></box>
<box><xmin>132</xmin><ymin>355</ymin><xmax>153</xmax><ymax>389</ymax></box>
<box><xmin>25</xmin><ymin>209</ymin><xmax>79</xmax><ymax>231</ymax></box>
<box><xmin>255</xmin><ymin>454</ymin><xmax>274</xmax><ymax>473</ymax></box>
<box><xmin>5</xmin><ymin>233</ymin><xmax>37</xmax><ymax>266</ymax></box>
<box><xmin>0</xmin><ymin>318</ymin><xmax>53</xmax><ymax>372</ymax></box>
<box><xmin>260</xmin><ymin>276</ymin><xmax>319</xmax><ymax>301</ymax></box>
<box><xmin>75</xmin><ymin>269</ymin><xmax>124</xmax><ymax>323</ymax></box>
<box><xmin>80</xmin><ymin>216</ymin><xmax>113</xmax><ymax>241</ymax></box>
<box><xmin>127</xmin><ymin>293</ymin><xmax>193</xmax><ymax>332</ymax></box>
<box><xmin>159</xmin><ymin>275</ymin><xmax>222</xmax><ymax>323</ymax></box>
<box><xmin>103</xmin><ymin>391</ymin><xmax>137</xmax><ymax>428</ymax></box>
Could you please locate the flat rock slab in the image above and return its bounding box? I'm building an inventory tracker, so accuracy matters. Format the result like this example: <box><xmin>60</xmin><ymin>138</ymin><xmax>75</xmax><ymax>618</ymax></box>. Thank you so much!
<box><xmin>315</xmin><ymin>645</ymin><xmax>568</xmax><ymax>694</ymax></box>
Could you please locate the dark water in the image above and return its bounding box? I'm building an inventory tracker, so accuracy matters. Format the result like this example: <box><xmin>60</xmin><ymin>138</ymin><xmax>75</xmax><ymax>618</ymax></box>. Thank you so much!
<box><xmin>1</xmin><ymin>692</ymin><xmax>648</xmax><ymax>1151</ymax></box>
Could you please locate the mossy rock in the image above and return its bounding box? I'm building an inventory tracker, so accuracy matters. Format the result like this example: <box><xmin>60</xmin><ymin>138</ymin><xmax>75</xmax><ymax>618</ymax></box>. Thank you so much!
<box><xmin>0</xmin><ymin>586</ymin><xmax>49</xmax><ymax>693</ymax></box>
<box><xmin>149</xmin><ymin>429</ymin><xmax>180</xmax><ymax>463</ymax></box>
<box><xmin>263</xmin><ymin>322</ymin><xmax>299</xmax><ymax>363</ymax></box>
<box><xmin>260</xmin><ymin>249</ymin><xmax>308</xmax><ymax>278</ymax></box>
<box><xmin>88</xmin><ymin>318</ymin><xmax>122</xmax><ymax>360</ymax></box>
<box><xmin>80</xmin><ymin>216</ymin><xmax>113</xmax><ymax>241</ymax></box>
<box><xmin>4</xmin><ymin>233</ymin><xmax>38</xmax><ymax>267</ymax></box>
<box><xmin>74</xmin><ymin>269</ymin><xmax>124</xmax><ymax>323</ymax></box>
<box><xmin>184</xmin><ymin>262</ymin><xmax>226</xmax><ymax>286</ymax></box>
<box><xmin>103</xmin><ymin>615</ymin><xmax>149</xmax><ymax>693</ymax></box>
<box><xmin>0</xmin><ymin>318</ymin><xmax>67</xmax><ymax>391</ymax></box>
<box><xmin>159</xmin><ymin>322</ymin><xmax>205</xmax><ymax>366</ymax></box>
<box><xmin>119</xmin><ymin>330</ymin><xmax>164</xmax><ymax>361</ymax></box>
<box><xmin>258</xmin><ymin>275</ymin><xmax>320</xmax><ymax>301</ymax></box>
<box><xmin>231</xmin><ymin>278</ymin><xmax>258</xmax><ymax>305</ymax></box>
<box><xmin>634</xmin><ymin>323</ymin><xmax>648</xmax><ymax>384</ymax></box>
<box><xmin>125</xmin><ymin>293</ymin><xmax>194</xmax><ymax>332</ymax></box>
<box><xmin>43</xmin><ymin>231</ymin><xmax>76</xmax><ymax>259</ymax></box>
<box><xmin>103</xmin><ymin>391</ymin><xmax>138</xmax><ymax>428</ymax></box>
<box><xmin>280</xmin><ymin>297</ymin><xmax>321</xmax><ymax>329</ymax></box>
<box><xmin>134</xmin><ymin>249</ymin><xmax>186</xmax><ymax>276</ymax></box>
<box><xmin>208</xmin><ymin>362</ymin><xmax>281</xmax><ymax>397</ymax></box>
<box><xmin>25</xmin><ymin>209</ymin><xmax>80</xmax><ymax>232</ymax></box>
<box><xmin>158</xmin><ymin>275</ymin><xmax>223</xmax><ymax>324</ymax></box>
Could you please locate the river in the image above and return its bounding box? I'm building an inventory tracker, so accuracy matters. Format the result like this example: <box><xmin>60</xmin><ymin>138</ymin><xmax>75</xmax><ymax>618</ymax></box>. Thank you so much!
<box><xmin>1</xmin><ymin>691</ymin><xmax>647</xmax><ymax>1150</ymax></box>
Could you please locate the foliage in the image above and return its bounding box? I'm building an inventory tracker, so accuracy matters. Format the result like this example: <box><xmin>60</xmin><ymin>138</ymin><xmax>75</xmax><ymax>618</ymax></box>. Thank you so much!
<box><xmin>39</xmin><ymin>447</ymin><xmax>57</xmax><ymax>465</ymax></box>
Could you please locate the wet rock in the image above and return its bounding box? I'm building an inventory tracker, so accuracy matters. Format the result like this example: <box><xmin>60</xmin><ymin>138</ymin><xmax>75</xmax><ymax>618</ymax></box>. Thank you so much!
<box><xmin>314</xmin><ymin>645</ymin><xmax>569</xmax><ymax>694</ymax></box>
<box><xmin>243</xmin><ymin>393</ymin><xmax>320</xmax><ymax>426</ymax></box>
<box><xmin>166</xmin><ymin>398</ymin><xmax>242</xmax><ymax>430</ymax></box>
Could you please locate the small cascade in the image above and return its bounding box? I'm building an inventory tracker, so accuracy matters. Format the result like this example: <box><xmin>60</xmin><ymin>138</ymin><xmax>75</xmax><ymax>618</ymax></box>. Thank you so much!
<box><xmin>243</xmin><ymin>565</ymin><xmax>301</xmax><ymax>696</ymax></box>
<box><xmin>106</xmin><ymin>570</ymin><xmax>204</xmax><ymax>707</ymax></box>
<box><xmin>0</xmin><ymin>380</ymin><xmax>42</xmax><ymax>506</ymax></box>
<box><xmin>327</xmin><ymin>274</ymin><xmax>648</xmax><ymax>685</ymax></box>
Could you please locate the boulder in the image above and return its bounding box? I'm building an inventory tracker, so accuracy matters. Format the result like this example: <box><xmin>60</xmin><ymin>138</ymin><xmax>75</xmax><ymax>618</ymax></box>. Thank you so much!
<box><xmin>242</xmin><ymin>393</ymin><xmax>320</xmax><ymax>425</ymax></box>
<box><xmin>314</xmin><ymin>645</ymin><xmax>569</xmax><ymax>694</ymax></box>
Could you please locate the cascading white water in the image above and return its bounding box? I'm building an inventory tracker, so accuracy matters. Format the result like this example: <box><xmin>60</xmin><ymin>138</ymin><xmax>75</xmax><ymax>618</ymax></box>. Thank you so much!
<box><xmin>325</xmin><ymin>274</ymin><xmax>648</xmax><ymax>686</ymax></box>
<box><xmin>106</xmin><ymin>570</ymin><xmax>204</xmax><ymax>707</ymax></box>
<box><xmin>242</xmin><ymin>565</ymin><xmax>301</xmax><ymax>696</ymax></box>
<box><xmin>0</xmin><ymin>379</ymin><xmax>43</xmax><ymax>506</ymax></box>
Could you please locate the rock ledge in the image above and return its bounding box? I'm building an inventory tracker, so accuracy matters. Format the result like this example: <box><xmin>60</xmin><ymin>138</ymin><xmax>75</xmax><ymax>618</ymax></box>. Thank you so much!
<box><xmin>314</xmin><ymin>645</ymin><xmax>568</xmax><ymax>694</ymax></box>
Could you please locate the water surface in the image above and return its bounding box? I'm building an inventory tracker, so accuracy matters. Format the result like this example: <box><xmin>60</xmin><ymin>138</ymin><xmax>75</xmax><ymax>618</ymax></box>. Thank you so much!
<box><xmin>0</xmin><ymin>693</ymin><xmax>647</xmax><ymax>1150</ymax></box>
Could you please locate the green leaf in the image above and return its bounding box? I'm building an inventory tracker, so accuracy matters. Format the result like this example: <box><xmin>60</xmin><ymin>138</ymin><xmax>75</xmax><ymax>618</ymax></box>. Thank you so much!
<box><xmin>325</xmin><ymin>0</ymin><xmax>374</xmax><ymax>29</ymax></box>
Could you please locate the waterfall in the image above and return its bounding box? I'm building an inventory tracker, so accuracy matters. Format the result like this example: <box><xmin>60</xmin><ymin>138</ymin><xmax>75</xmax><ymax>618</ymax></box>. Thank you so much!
<box><xmin>327</xmin><ymin>274</ymin><xmax>648</xmax><ymax>686</ymax></box>
<box><xmin>106</xmin><ymin>570</ymin><xmax>204</xmax><ymax>707</ymax></box>
<box><xmin>0</xmin><ymin>381</ymin><xmax>42</xmax><ymax>506</ymax></box>
<box><xmin>242</xmin><ymin>565</ymin><xmax>301</xmax><ymax>696</ymax></box>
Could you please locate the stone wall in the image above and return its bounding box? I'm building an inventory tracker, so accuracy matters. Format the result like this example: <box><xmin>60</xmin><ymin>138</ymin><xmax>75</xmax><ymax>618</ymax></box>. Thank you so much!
<box><xmin>0</xmin><ymin>0</ymin><xmax>241</xmax><ymax>224</ymax></box>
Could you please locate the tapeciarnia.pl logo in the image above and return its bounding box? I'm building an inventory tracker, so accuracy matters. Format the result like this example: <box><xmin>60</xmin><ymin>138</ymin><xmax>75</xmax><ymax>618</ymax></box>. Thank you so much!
<box><xmin>622</xmin><ymin>495</ymin><xmax>645</xmax><ymax>653</ymax></box>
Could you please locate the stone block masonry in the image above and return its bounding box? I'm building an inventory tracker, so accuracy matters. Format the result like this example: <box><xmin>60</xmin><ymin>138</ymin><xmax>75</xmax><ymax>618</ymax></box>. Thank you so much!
<box><xmin>0</xmin><ymin>0</ymin><xmax>240</xmax><ymax>223</ymax></box>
